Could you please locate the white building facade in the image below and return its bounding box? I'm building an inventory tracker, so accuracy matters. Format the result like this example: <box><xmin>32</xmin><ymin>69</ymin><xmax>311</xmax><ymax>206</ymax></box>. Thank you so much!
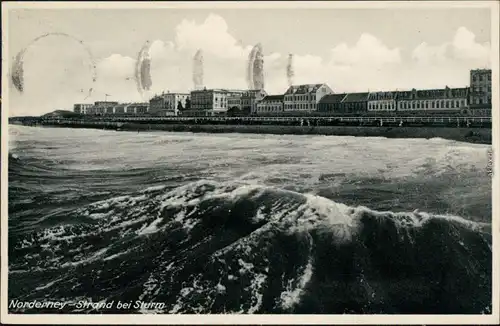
<box><xmin>397</xmin><ymin>87</ymin><xmax>468</xmax><ymax>113</ymax></box>
<box><xmin>367</xmin><ymin>92</ymin><xmax>397</xmax><ymax>112</ymax></box>
<box><xmin>73</xmin><ymin>104</ymin><xmax>94</xmax><ymax>114</ymax></box>
<box><xmin>149</xmin><ymin>92</ymin><xmax>189</xmax><ymax>116</ymax></box>
<box><xmin>188</xmin><ymin>89</ymin><xmax>245</xmax><ymax>116</ymax></box>
<box><xmin>255</xmin><ymin>95</ymin><xmax>284</xmax><ymax>114</ymax></box>
<box><xmin>283</xmin><ymin>84</ymin><xmax>333</xmax><ymax>112</ymax></box>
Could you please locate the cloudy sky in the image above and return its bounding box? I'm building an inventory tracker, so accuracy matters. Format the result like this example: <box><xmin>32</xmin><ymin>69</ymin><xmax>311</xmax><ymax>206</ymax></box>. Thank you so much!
<box><xmin>5</xmin><ymin>3</ymin><xmax>494</xmax><ymax>116</ymax></box>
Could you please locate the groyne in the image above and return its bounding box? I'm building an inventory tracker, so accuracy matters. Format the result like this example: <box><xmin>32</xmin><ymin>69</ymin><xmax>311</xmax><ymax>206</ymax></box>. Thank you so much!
<box><xmin>14</xmin><ymin>120</ymin><xmax>492</xmax><ymax>144</ymax></box>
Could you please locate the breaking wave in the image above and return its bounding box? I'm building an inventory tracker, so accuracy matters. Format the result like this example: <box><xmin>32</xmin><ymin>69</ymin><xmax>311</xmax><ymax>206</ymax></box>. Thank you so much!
<box><xmin>8</xmin><ymin>180</ymin><xmax>492</xmax><ymax>314</ymax></box>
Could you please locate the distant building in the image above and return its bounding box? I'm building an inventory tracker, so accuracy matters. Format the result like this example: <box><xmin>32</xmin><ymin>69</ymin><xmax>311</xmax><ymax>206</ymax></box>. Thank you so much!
<box><xmin>227</xmin><ymin>92</ymin><xmax>243</xmax><ymax>111</ymax></box>
<box><xmin>73</xmin><ymin>103</ymin><xmax>94</xmax><ymax>114</ymax></box>
<box><xmin>367</xmin><ymin>91</ymin><xmax>398</xmax><ymax>112</ymax></box>
<box><xmin>125</xmin><ymin>102</ymin><xmax>149</xmax><ymax>115</ymax></box>
<box><xmin>74</xmin><ymin>101</ymin><xmax>149</xmax><ymax>115</ymax></box>
<box><xmin>317</xmin><ymin>93</ymin><xmax>348</xmax><ymax>113</ymax></box>
<box><xmin>93</xmin><ymin>101</ymin><xmax>119</xmax><ymax>115</ymax></box>
<box><xmin>255</xmin><ymin>95</ymin><xmax>284</xmax><ymax>114</ymax></box>
<box><xmin>94</xmin><ymin>101</ymin><xmax>119</xmax><ymax>107</ymax></box>
<box><xmin>112</xmin><ymin>103</ymin><xmax>127</xmax><ymax>115</ymax></box>
<box><xmin>187</xmin><ymin>88</ymin><xmax>245</xmax><ymax>116</ymax></box>
<box><xmin>284</xmin><ymin>84</ymin><xmax>333</xmax><ymax>113</ymax></box>
<box><xmin>242</xmin><ymin>89</ymin><xmax>267</xmax><ymax>114</ymax></box>
<box><xmin>469</xmin><ymin>69</ymin><xmax>492</xmax><ymax>116</ymax></box>
<box><xmin>149</xmin><ymin>92</ymin><xmax>189</xmax><ymax>116</ymax></box>
<box><xmin>396</xmin><ymin>87</ymin><xmax>468</xmax><ymax>113</ymax></box>
<box><xmin>338</xmin><ymin>92</ymin><xmax>369</xmax><ymax>114</ymax></box>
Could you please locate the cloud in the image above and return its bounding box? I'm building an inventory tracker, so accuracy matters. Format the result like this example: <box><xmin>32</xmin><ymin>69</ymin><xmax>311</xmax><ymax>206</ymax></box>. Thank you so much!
<box><xmin>175</xmin><ymin>14</ymin><xmax>252</xmax><ymax>60</ymax></box>
<box><xmin>96</xmin><ymin>54</ymin><xmax>135</xmax><ymax>78</ymax></box>
<box><xmin>330</xmin><ymin>33</ymin><xmax>401</xmax><ymax>66</ymax></box>
<box><xmin>412</xmin><ymin>26</ymin><xmax>490</xmax><ymax>66</ymax></box>
<box><xmin>411</xmin><ymin>42</ymin><xmax>450</xmax><ymax>64</ymax></box>
<box><xmin>149</xmin><ymin>40</ymin><xmax>175</xmax><ymax>59</ymax></box>
<box><xmin>452</xmin><ymin>26</ymin><xmax>490</xmax><ymax>62</ymax></box>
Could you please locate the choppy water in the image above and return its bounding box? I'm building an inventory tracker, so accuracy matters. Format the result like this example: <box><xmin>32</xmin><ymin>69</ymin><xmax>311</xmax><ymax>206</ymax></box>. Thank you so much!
<box><xmin>8</xmin><ymin>125</ymin><xmax>492</xmax><ymax>314</ymax></box>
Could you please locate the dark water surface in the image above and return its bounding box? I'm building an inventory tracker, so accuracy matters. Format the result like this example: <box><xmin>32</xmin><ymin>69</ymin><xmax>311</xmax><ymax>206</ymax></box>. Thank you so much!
<box><xmin>8</xmin><ymin>126</ymin><xmax>492</xmax><ymax>314</ymax></box>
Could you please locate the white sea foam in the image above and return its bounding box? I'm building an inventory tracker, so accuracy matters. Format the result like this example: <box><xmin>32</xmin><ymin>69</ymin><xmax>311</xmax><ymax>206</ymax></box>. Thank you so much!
<box><xmin>280</xmin><ymin>235</ymin><xmax>315</xmax><ymax>310</ymax></box>
<box><xmin>35</xmin><ymin>278</ymin><xmax>63</xmax><ymax>291</ymax></box>
<box><xmin>102</xmin><ymin>248</ymin><xmax>133</xmax><ymax>261</ymax></box>
<box><xmin>280</xmin><ymin>255</ymin><xmax>314</xmax><ymax>310</ymax></box>
<box><xmin>60</xmin><ymin>247</ymin><xmax>109</xmax><ymax>268</ymax></box>
<box><xmin>136</xmin><ymin>217</ymin><xmax>164</xmax><ymax>236</ymax></box>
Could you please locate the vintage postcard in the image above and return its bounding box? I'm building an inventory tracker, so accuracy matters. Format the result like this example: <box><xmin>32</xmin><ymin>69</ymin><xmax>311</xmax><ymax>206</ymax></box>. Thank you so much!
<box><xmin>1</xmin><ymin>1</ymin><xmax>499</xmax><ymax>325</ymax></box>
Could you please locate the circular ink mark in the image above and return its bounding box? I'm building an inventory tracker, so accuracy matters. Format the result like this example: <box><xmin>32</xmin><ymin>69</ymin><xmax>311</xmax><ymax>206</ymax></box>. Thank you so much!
<box><xmin>10</xmin><ymin>32</ymin><xmax>97</xmax><ymax>99</ymax></box>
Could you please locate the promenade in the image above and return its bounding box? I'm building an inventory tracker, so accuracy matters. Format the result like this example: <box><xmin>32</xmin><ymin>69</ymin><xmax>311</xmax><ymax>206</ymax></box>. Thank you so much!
<box><xmin>9</xmin><ymin>115</ymin><xmax>492</xmax><ymax>144</ymax></box>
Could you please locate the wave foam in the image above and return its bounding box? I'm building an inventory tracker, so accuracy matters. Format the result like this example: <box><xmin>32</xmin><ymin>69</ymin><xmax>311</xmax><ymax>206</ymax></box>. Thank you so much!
<box><xmin>9</xmin><ymin>179</ymin><xmax>492</xmax><ymax>314</ymax></box>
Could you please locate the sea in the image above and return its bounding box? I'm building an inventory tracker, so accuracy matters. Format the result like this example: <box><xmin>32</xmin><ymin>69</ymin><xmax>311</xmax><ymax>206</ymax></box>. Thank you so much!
<box><xmin>7</xmin><ymin>125</ymin><xmax>493</xmax><ymax>314</ymax></box>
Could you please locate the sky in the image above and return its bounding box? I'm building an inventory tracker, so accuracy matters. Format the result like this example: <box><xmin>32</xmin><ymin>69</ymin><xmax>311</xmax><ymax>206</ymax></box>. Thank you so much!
<box><xmin>5</xmin><ymin>4</ymin><xmax>494</xmax><ymax>116</ymax></box>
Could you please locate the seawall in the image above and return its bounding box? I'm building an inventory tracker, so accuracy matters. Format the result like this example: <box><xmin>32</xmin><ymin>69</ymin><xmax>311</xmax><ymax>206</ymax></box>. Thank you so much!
<box><xmin>23</xmin><ymin>121</ymin><xmax>492</xmax><ymax>144</ymax></box>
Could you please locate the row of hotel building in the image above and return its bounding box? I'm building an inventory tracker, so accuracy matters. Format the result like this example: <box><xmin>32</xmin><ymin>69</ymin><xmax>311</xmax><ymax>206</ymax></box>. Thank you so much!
<box><xmin>74</xmin><ymin>69</ymin><xmax>492</xmax><ymax>117</ymax></box>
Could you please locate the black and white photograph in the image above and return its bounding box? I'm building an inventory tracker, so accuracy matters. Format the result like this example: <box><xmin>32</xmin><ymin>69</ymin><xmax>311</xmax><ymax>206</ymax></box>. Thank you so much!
<box><xmin>1</xmin><ymin>1</ymin><xmax>499</xmax><ymax>324</ymax></box>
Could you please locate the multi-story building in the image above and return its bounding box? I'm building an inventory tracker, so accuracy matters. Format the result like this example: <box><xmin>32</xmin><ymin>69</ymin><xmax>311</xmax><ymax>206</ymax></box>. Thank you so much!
<box><xmin>283</xmin><ymin>83</ymin><xmax>333</xmax><ymax>113</ymax></box>
<box><xmin>93</xmin><ymin>101</ymin><xmax>119</xmax><ymax>115</ymax></box>
<box><xmin>317</xmin><ymin>93</ymin><xmax>348</xmax><ymax>114</ymax></box>
<box><xmin>73</xmin><ymin>103</ymin><xmax>94</xmax><ymax>114</ymax></box>
<box><xmin>94</xmin><ymin>101</ymin><xmax>119</xmax><ymax>107</ymax></box>
<box><xmin>337</xmin><ymin>92</ymin><xmax>369</xmax><ymax>114</ymax></box>
<box><xmin>227</xmin><ymin>92</ymin><xmax>243</xmax><ymax>111</ymax></box>
<box><xmin>149</xmin><ymin>92</ymin><xmax>189</xmax><ymax>116</ymax></box>
<box><xmin>469</xmin><ymin>69</ymin><xmax>492</xmax><ymax>116</ymax></box>
<box><xmin>75</xmin><ymin>102</ymin><xmax>150</xmax><ymax>115</ymax></box>
<box><xmin>112</xmin><ymin>104</ymin><xmax>127</xmax><ymax>115</ymax></box>
<box><xmin>187</xmin><ymin>88</ymin><xmax>245</xmax><ymax>116</ymax></box>
<box><xmin>242</xmin><ymin>89</ymin><xmax>267</xmax><ymax>114</ymax></box>
<box><xmin>367</xmin><ymin>91</ymin><xmax>397</xmax><ymax>112</ymax></box>
<box><xmin>396</xmin><ymin>87</ymin><xmax>469</xmax><ymax>114</ymax></box>
<box><xmin>125</xmin><ymin>102</ymin><xmax>149</xmax><ymax>115</ymax></box>
<box><xmin>255</xmin><ymin>95</ymin><xmax>284</xmax><ymax>114</ymax></box>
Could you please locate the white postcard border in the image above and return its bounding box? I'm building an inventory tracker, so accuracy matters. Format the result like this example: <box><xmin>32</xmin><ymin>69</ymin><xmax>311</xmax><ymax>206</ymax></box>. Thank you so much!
<box><xmin>1</xmin><ymin>1</ymin><xmax>499</xmax><ymax>324</ymax></box>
